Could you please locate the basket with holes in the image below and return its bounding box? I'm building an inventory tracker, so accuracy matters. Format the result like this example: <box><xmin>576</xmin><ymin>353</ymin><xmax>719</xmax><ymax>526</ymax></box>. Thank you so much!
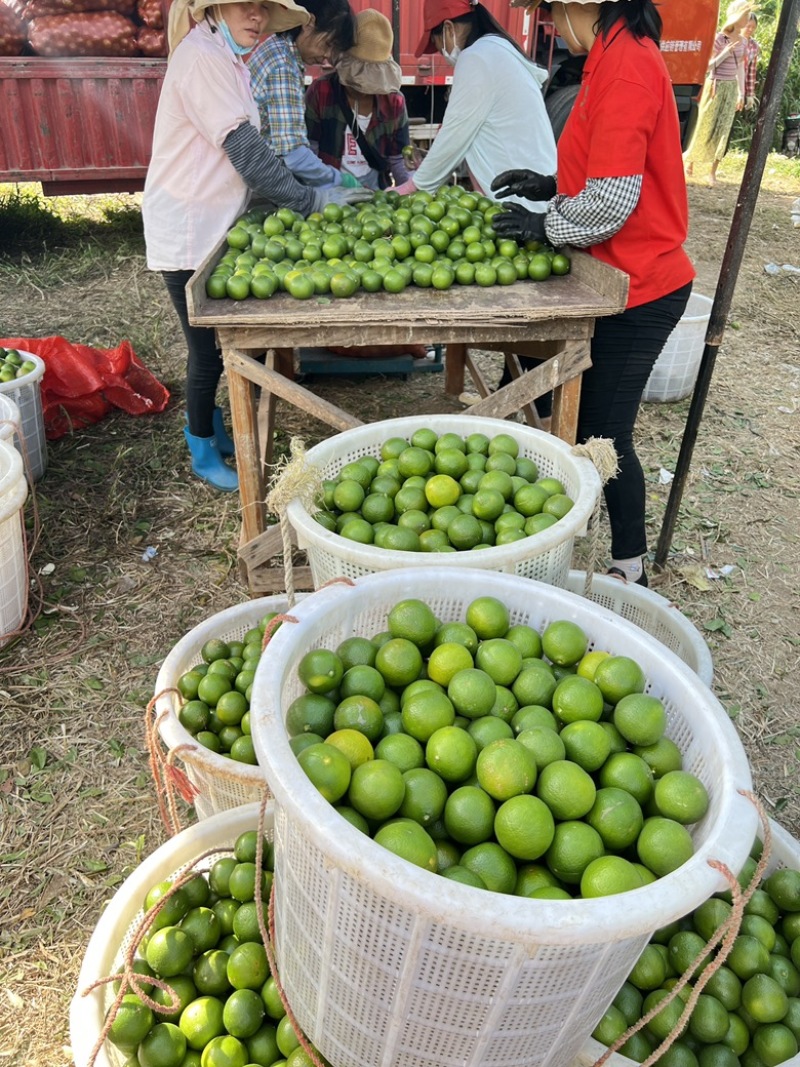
<box><xmin>152</xmin><ymin>595</ymin><xmax>305</xmax><ymax>821</ymax></box>
<box><xmin>70</xmin><ymin>801</ymin><xmax>274</xmax><ymax>1067</ymax></box>
<box><xmin>573</xmin><ymin>816</ymin><xmax>800</xmax><ymax>1067</ymax></box>
<box><xmin>0</xmin><ymin>349</ymin><xmax>47</xmax><ymax>481</ymax></box>
<box><xmin>565</xmin><ymin>570</ymin><xmax>713</xmax><ymax>686</ymax></box>
<box><xmin>249</xmin><ymin>567</ymin><xmax>757</xmax><ymax>1067</ymax></box>
<box><xmin>284</xmin><ymin>414</ymin><xmax>602</xmax><ymax>588</ymax></box>
<box><xmin>0</xmin><ymin>437</ymin><xmax>28</xmax><ymax>647</ymax></box>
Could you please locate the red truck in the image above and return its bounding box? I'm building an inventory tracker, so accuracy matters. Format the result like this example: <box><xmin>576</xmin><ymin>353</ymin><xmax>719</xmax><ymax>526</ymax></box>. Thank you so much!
<box><xmin>0</xmin><ymin>0</ymin><xmax>720</xmax><ymax>195</ymax></box>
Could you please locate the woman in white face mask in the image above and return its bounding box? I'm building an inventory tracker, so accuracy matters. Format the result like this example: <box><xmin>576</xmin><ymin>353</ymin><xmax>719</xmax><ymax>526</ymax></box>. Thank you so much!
<box><xmin>393</xmin><ymin>0</ymin><xmax>556</xmax><ymax>206</ymax></box>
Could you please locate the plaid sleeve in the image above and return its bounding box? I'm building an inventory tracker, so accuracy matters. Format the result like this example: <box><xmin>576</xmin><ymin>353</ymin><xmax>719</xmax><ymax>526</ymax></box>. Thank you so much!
<box><xmin>248</xmin><ymin>38</ymin><xmax>308</xmax><ymax>156</ymax></box>
<box><xmin>744</xmin><ymin>40</ymin><xmax>760</xmax><ymax>99</ymax></box>
<box><xmin>544</xmin><ymin>175</ymin><xmax>643</xmax><ymax>248</ymax></box>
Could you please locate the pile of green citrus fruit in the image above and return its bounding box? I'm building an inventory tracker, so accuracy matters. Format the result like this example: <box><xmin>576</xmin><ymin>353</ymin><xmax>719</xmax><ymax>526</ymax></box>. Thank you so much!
<box><xmin>173</xmin><ymin>612</ymin><xmax>280</xmax><ymax>763</ymax></box>
<box><xmin>287</xmin><ymin>594</ymin><xmax>710</xmax><ymax>900</ymax></box>
<box><xmin>312</xmin><ymin>428</ymin><xmax>575</xmax><ymax>551</ymax></box>
<box><xmin>205</xmin><ymin>185</ymin><xmax>570</xmax><ymax>301</ymax></box>
<box><xmin>105</xmin><ymin>829</ymin><xmax>316</xmax><ymax>1067</ymax></box>
<box><xmin>0</xmin><ymin>347</ymin><xmax>37</xmax><ymax>383</ymax></box>
<box><xmin>593</xmin><ymin>840</ymin><xmax>800</xmax><ymax>1067</ymax></box>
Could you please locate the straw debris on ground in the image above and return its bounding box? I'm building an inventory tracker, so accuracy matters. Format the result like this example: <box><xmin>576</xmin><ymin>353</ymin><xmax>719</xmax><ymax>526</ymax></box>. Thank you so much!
<box><xmin>0</xmin><ymin>153</ymin><xmax>799</xmax><ymax>1065</ymax></box>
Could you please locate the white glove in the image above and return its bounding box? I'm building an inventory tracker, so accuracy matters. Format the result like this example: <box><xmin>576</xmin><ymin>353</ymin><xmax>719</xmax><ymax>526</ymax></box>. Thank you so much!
<box><xmin>313</xmin><ymin>186</ymin><xmax>374</xmax><ymax>211</ymax></box>
<box><xmin>745</xmin><ymin>95</ymin><xmax>756</xmax><ymax>110</ymax></box>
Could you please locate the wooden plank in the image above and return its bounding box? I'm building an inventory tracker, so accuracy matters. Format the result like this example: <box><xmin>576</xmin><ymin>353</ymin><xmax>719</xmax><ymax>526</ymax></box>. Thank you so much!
<box><xmin>465</xmin><ymin>340</ymin><xmax>592</xmax><ymax>422</ymax></box>
<box><xmin>247</xmin><ymin>565</ymin><xmax>315</xmax><ymax>596</ymax></box>
<box><xmin>226</xmin><ymin>347</ymin><xmax>266</xmax><ymax>546</ymax></box>
<box><xmin>238</xmin><ymin>523</ymin><xmax>293</xmax><ymax>573</ymax></box>
<box><xmin>464</xmin><ymin>350</ymin><xmax>492</xmax><ymax>399</ymax></box>
<box><xmin>505</xmin><ymin>353</ymin><xmax>543</xmax><ymax>430</ymax></box>
<box><xmin>568</xmin><ymin>248</ymin><xmax>629</xmax><ymax>310</ymax></box>
<box><xmin>225</xmin><ymin>351</ymin><xmax>362</xmax><ymax>433</ymax></box>
<box><xmin>445</xmin><ymin>343</ymin><xmax>466</xmax><ymax>395</ymax></box>
<box><xmin>551</xmin><ymin>374</ymin><xmax>584</xmax><ymax>445</ymax></box>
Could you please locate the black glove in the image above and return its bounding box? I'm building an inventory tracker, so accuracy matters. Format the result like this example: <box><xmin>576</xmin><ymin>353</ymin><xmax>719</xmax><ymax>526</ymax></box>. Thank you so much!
<box><xmin>492</xmin><ymin>203</ymin><xmax>547</xmax><ymax>244</ymax></box>
<box><xmin>491</xmin><ymin>169</ymin><xmax>557</xmax><ymax>202</ymax></box>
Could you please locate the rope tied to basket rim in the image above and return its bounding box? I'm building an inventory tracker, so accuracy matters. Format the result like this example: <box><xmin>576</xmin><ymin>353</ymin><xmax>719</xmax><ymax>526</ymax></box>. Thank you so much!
<box><xmin>570</xmin><ymin>437</ymin><xmax>618</xmax><ymax>595</ymax></box>
<box><xmin>591</xmin><ymin>790</ymin><xmax>772</xmax><ymax>1067</ymax></box>
<box><xmin>266</xmin><ymin>436</ymin><xmax>322</xmax><ymax>609</ymax></box>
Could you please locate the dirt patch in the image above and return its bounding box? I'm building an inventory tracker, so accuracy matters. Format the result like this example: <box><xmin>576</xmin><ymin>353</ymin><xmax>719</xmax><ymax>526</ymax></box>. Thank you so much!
<box><xmin>1</xmin><ymin>161</ymin><xmax>799</xmax><ymax>1065</ymax></box>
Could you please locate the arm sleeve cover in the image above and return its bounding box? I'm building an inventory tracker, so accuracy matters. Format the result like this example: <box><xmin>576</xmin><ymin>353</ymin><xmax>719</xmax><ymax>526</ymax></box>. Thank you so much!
<box><xmin>223</xmin><ymin>122</ymin><xmax>317</xmax><ymax>215</ymax></box>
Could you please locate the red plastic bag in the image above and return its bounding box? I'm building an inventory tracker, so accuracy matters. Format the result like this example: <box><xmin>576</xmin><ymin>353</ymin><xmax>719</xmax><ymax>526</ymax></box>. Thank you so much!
<box><xmin>0</xmin><ymin>336</ymin><xmax>170</xmax><ymax>440</ymax></box>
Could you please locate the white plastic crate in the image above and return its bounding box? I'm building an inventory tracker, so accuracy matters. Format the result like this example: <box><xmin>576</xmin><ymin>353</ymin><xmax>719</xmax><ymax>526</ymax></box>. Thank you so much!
<box><xmin>0</xmin><ymin>392</ymin><xmax>21</xmax><ymax>447</ymax></box>
<box><xmin>574</xmin><ymin>817</ymin><xmax>800</xmax><ymax>1067</ymax></box>
<box><xmin>565</xmin><ymin>571</ymin><xmax>713</xmax><ymax>686</ymax></box>
<box><xmin>285</xmin><ymin>414</ymin><xmax>602</xmax><ymax>588</ymax></box>
<box><xmin>0</xmin><ymin>350</ymin><xmax>47</xmax><ymax>481</ymax></box>
<box><xmin>153</xmin><ymin>595</ymin><xmax>304</xmax><ymax>820</ymax></box>
<box><xmin>0</xmin><ymin>438</ymin><xmax>28</xmax><ymax>647</ymax></box>
<box><xmin>643</xmin><ymin>293</ymin><xmax>712</xmax><ymax>404</ymax></box>
<box><xmin>250</xmin><ymin>567</ymin><xmax>757</xmax><ymax>1067</ymax></box>
<box><xmin>70</xmin><ymin>802</ymin><xmax>272</xmax><ymax>1067</ymax></box>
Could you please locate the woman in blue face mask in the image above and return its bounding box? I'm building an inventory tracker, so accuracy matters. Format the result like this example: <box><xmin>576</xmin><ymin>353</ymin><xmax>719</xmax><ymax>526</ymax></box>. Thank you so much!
<box><xmin>393</xmin><ymin>0</ymin><xmax>556</xmax><ymax>205</ymax></box>
<box><xmin>142</xmin><ymin>0</ymin><xmax>371</xmax><ymax>492</ymax></box>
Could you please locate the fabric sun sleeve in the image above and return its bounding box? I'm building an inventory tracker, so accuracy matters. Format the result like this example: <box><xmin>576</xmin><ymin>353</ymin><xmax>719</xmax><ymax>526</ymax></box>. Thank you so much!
<box><xmin>223</xmin><ymin>122</ymin><xmax>317</xmax><ymax>215</ymax></box>
<box><xmin>544</xmin><ymin>175</ymin><xmax>643</xmax><ymax>247</ymax></box>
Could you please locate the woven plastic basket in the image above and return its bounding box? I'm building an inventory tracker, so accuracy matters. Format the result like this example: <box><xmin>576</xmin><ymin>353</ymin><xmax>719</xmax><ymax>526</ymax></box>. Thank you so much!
<box><xmin>250</xmin><ymin>567</ymin><xmax>757</xmax><ymax>1067</ymax></box>
<box><xmin>0</xmin><ymin>350</ymin><xmax>47</xmax><ymax>481</ymax></box>
<box><xmin>643</xmin><ymin>293</ymin><xmax>712</xmax><ymax>404</ymax></box>
<box><xmin>153</xmin><ymin>595</ymin><xmax>304</xmax><ymax>820</ymax></box>
<box><xmin>565</xmin><ymin>571</ymin><xmax>713</xmax><ymax>686</ymax></box>
<box><xmin>0</xmin><ymin>392</ymin><xmax>21</xmax><ymax>446</ymax></box>
<box><xmin>285</xmin><ymin>415</ymin><xmax>602</xmax><ymax>588</ymax></box>
<box><xmin>0</xmin><ymin>438</ymin><xmax>28</xmax><ymax>647</ymax></box>
<box><xmin>70</xmin><ymin>802</ymin><xmax>272</xmax><ymax>1067</ymax></box>
<box><xmin>574</xmin><ymin>817</ymin><xmax>800</xmax><ymax>1067</ymax></box>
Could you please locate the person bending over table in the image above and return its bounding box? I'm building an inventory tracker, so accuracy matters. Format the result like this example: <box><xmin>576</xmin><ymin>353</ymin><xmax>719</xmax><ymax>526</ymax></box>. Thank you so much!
<box><xmin>305</xmin><ymin>9</ymin><xmax>411</xmax><ymax>191</ymax></box>
<box><xmin>248</xmin><ymin>0</ymin><xmax>359</xmax><ymax>190</ymax></box>
<box><xmin>142</xmin><ymin>0</ymin><xmax>371</xmax><ymax>493</ymax></box>
<box><xmin>491</xmin><ymin>0</ymin><xmax>694</xmax><ymax>588</ymax></box>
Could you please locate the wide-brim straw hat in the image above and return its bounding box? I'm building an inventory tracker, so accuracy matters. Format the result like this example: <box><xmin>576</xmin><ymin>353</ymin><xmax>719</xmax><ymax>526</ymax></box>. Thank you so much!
<box><xmin>168</xmin><ymin>0</ymin><xmax>309</xmax><ymax>55</ymax></box>
<box><xmin>721</xmin><ymin>0</ymin><xmax>758</xmax><ymax>30</ymax></box>
<box><xmin>337</xmin><ymin>9</ymin><xmax>402</xmax><ymax>95</ymax></box>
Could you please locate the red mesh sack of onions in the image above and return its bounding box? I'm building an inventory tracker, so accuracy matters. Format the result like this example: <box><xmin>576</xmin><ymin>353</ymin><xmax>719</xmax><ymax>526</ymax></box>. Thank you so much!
<box><xmin>0</xmin><ymin>1</ymin><xmax>27</xmax><ymax>54</ymax></box>
<box><xmin>28</xmin><ymin>10</ymin><xmax>138</xmax><ymax>54</ymax></box>
<box><xmin>136</xmin><ymin>23</ymin><xmax>164</xmax><ymax>54</ymax></box>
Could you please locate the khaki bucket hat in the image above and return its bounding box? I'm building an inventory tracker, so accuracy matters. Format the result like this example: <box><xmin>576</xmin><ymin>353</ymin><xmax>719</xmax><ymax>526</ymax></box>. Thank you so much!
<box><xmin>168</xmin><ymin>0</ymin><xmax>310</xmax><ymax>55</ymax></box>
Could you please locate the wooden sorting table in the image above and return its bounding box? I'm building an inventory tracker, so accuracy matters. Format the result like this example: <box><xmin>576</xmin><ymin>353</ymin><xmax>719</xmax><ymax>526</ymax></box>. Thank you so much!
<box><xmin>187</xmin><ymin>248</ymin><xmax>628</xmax><ymax>591</ymax></box>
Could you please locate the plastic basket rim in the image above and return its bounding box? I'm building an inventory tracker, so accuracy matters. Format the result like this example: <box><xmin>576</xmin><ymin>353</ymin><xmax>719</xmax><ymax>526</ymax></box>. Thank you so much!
<box><xmin>70</xmin><ymin>802</ymin><xmax>272</xmax><ymax>1067</ymax></box>
<box><xmin>285</xmin><ymin>414</ymin><xmax>602</xmax><ymax>570</ymax></box>
<box><xmin>677</xmin><ymin>292</ymin><xmax>713</xmax><ymax>323</ymax></box>
<box><xmin>250</xmin><ymin>567</ymin><xmax>756</xmax><ymax>945</ymax></box>
<box><xmin>155</xmin><ymin>594</ymin><xmax>303</xmax><ymax>782</ymax></box>
<box><xmin>0</xmin><ymin>436</ymin><xmax>24</xmax><ymax>502</ymax></box>
<box><xmin>578</xmin><ymin>816</ymin><xmax>800</xmax><ymax>1067</ymax></box>
<box><xmin>565</xmin><ymin>570</ymin><xmax>713</xmax><ymax>687</ymax></box>
<box><xmin>0</xmin><ymin>349</ymin><xmax>46</xmax><ymax>393</ymax></box>
<box><xmin>0</xmin><ymin>393</ymin><xmax>21</xmax><ymax>440</ymax></box>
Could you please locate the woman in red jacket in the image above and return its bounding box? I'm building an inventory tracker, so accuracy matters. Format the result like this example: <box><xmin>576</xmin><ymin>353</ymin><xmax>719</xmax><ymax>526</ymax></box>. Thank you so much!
<box><xmin>492</xmin><ymin>0</ymin><xmax>694</xmax><ymax>587</ymax></box>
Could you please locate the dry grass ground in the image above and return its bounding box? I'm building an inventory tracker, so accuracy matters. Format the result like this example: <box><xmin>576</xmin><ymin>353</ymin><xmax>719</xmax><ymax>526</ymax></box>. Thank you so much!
<box><xmin>0</xmin><ymin>152</ymin><xmax>799</xmax><ymax>1065</ymax></box>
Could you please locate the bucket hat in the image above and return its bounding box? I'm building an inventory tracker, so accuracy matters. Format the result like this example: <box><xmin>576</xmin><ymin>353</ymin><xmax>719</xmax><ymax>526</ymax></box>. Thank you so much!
<box><xmin>337</xmin><ymin>9</ymin><xmax>403</xmax><ymax>94</ymax></box>
<box><xmin>415</xmin><ymin>0</ymin><xmax>478</xmax><ymax>57</ymax></box>
<box><xmin>168</xmin><ymin>0</ymin><xmax>309</xmax><ymax>55</ymax></box>
<box><xmin>721</xmin><ymin>0</ymin><xmax>758</xmax><ymax>31</ymax></box>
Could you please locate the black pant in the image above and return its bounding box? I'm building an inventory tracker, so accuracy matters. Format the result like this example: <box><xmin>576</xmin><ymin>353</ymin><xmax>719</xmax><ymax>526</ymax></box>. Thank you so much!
<box><xmin>162</xmin><ymin>270</ymin><xmax>222</xmax><ymax>438</ymax></box>
<box><xmin>579</xmin><ymin>281</ymin><xmax>692</xmax><ymax>559</ymax></box>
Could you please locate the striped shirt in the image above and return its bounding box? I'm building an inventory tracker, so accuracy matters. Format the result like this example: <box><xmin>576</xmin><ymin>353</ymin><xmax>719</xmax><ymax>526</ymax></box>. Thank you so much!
<box><xmin>709</xmin><ymin>31</ymin><xmax>745</xmax><ymax>82</ymax></box>
<box><xmin>248</xmin><ymin>33</ymin><xmax>307</xmax><ymax>155</ymax></box>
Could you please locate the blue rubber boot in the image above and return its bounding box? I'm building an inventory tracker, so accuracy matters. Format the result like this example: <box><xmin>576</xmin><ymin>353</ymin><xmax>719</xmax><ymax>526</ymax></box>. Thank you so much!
<box><xmin>184</xmin><ymin>428</ymin><xmax>238</xmax><ymax>492</ymax></box>
<box><xmin>212</xmin><ymin>407</ymin><xmax>235</xmax><ymax>457</ymax></box>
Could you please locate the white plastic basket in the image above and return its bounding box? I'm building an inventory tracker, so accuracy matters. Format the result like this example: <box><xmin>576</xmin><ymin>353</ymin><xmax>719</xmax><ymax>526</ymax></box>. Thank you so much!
<box><xmin>153</xmin><ymin>595</ymin><xmax>304</xmax><ymax>820</ymax></box>
<box><xmin>0</xmin><ymin>438</ymin><xmax>28</xmax><ymax>647</ymax></box>
<box><xmin>285</xmin><ymin>415</ymin><xmax>602</xmax><ymax>588</ymax></box>
<box><xmin>565</xmin><ymin>571</ymin><xmax>713</xmax><ymax>686</ymax></box>
<box><xmin>643</xmin><ymin>293</ymin><xmax>712</xmax><ymax>404</ymax></box>
<box><xmin>574</xmin><ymin>817</ymin><xmax>800</xmax><ymax>1067</ymax></box>
<box><xmin>250</xmin><ymin>567</ymin><xmax>757</xmax><ymax>1067</ymax></box>
<box><xmin>0</xmin><ymin>392</ymin><xmax>21</xmax><ymax>447</ymax></box>
<box><xmin>0</xmin><ymin>350</ymin><xmax>47</xmax><ymax>481</ymax></box>
<box><xmin>70</xmin><ymin>802</ymin><xmax>272</xmax><ymax>1067</ymax></box>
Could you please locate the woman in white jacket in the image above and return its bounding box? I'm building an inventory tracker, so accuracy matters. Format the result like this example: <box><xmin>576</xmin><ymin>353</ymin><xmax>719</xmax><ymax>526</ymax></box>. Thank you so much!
<box><xmin>394</xmin><ymin>0</ymin><xmax>556</xmax><ymax>208</ymax></box>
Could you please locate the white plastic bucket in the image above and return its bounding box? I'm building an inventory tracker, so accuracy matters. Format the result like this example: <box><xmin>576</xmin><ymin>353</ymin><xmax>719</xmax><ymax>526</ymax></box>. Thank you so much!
<box><xmin>643</xmin><ymin>293</ymin><xmax>712</xmax><ymax>403</ymax></box>
<box><xmin>250</xmin><ymin>568</ymin><xmax>757</xmax><ymax>1067</ymax></box>
<box><xmin>0</xmin><ymin>392</ymin><xmax>21</xmax><ymax>448</ymax></box>
<box><xmin>0</xmin><ymin>437</ymin><xmax>28</xmax><ymax>646</ymax></box>
<box><xmin>0</xmin><ymin>350</ymin><xmax>47</xmax><ymax>481</ymax></box>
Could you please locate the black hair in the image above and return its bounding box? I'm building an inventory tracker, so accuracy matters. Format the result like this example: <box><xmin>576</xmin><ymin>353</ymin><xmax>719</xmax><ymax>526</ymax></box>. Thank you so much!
<box><xmin>429</xmin><ymin>2</ymin><xmax>527</xmax><ymax>57</ymax></box>
<box><xmin>748</xmin><ymin>12</ymin><xmax>758</xmax><ymax>23</ymax></box>
<box><xmin>595</xmin><ymin>0</ymin><xmax>662</xmax><ymax>45</ymax></box>
<box><xmin>285</xmin><ymin>0</ymin><xmax>355</xmax><ymax>50</ymax></box>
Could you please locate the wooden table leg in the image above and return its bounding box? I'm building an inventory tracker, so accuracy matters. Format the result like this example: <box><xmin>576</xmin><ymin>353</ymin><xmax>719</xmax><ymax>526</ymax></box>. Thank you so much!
<box><xmin>551</xmin><ymin>373</ymin><xmax>584</xmax><ymax>444</ymax></box>
<box><xmin>226</xmin><ymin>346</ymin><xmax>266</xmax><ymax>550</ymax></box>
<box><xmin>444</xmin><ymin>343</ymin><xmax>467</xmax><ymax>396</ymax></box>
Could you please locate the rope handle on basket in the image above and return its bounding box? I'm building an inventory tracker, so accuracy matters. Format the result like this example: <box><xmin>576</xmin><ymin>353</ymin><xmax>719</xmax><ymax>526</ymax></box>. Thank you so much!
<box><xmin>260</xmin><ymin>612</ymin><xmax>300</xmax><ymax>652</ymax></box>
<box><xmin>255</xmin><ymin>792</ymin><xmax>328</xmax><ymax>1067</ymax></box>
<box><xmin>570</xmin><ymin>437</ymin><xmax>619</xmax><ymax>598</ymax></box>
<box><xmin>591</xmin><ymin>790</ymin><xmax>772</xmax><ymax>1067</ymax></box>
<box><xmin>80</xmin><ymin>847</ymin><xmax>227</xmax><ymax>1067</ymax></box>
<box><xmin>146</xmin><ymin>689</ymin><xmax>200</xmax><ymax>836</ymax></box>
<box><xmin>265</xmin><ymin>436</ymin><xmax>323</xmax><ymax>609</ymax></box>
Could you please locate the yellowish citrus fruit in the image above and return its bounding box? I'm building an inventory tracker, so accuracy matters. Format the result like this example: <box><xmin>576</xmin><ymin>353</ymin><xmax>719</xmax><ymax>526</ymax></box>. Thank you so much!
<box><xmin>475</xmin><ymin>638</ymin><xmax>523</xmax><ymax>686</ymax></box>
<box><xmin>475</xmin><ymin>737</ymin><xmax>536</xmax><ymax>801</ymax></box>
<box><xmin>325</xmin><ymin>728</ymin><xmax>375</xmax><ymax>770</ymax></box>
<box><xmin>559</xmin><ymin>720</ymin><xmax>611</xmax><ymax>772</ymax></box>
<box><xmin>375</xmin><ymin>638</ymin><xmax>424</xmax><ymax>688</ymax></box>
<box><xmin>333</xmin><ymin>694</ymin><xmax>384</xmax><ymax>742</ymax></box>
<box><xmin>517</xmin><ymin>726</ymin><xmax>567</xmax><ymax>771</ymax></box>
<box><xmin>348</xmin><ymin>759</ymin><xmax>405</xmax><ymax>821</ymax></box>
<box><xmin>374</xmin><ymin>818</ymin><xmax>438</xmax><ymax>872</ymax></box>
<box><xmin>653</xmin><ymin>770</ymin><xmax>710</xmax><ymax>824</ymax></box>
<box><xmin>297</xmin><ymin>649</ymin><xmax>344</xmax><ymax>695</ymax></box>
<box><xmin>586</xmin><ymin>786</ymin><xmax>644</xmax><ymax>850</ymax></box>
<box><xmin>387</xmin><ymin>599</ymin><xmax>438</xmax><ymax>647</ymax></box>
<box><xmin>139</xmin><ymin>1023</ymin><xmax>188</xmax><ymax>1067</ymax></box>
<box><xmin>576</xmin><ymin>649</ymin><xmax>611</xmax><ymax>681</ymax></box>
<box><xmin>444</xmin><ymin>784</ymin><xmax>497</xmax><ymax>845</ymax></box>
<box><xmin>297</xmin><ymin>742</ymin><xmax>351</xmax><ymax>802</ymax></box>
<box><xmin>494</xmin><ymin>794</ymin><xmax>555</xmax><ymax>860</ymax></box>
<box><xmin>374</xmin><ymin>731</ymin><xmax>424</xmax><ymax>772</ymax></box>
<box><xmin>510</xmin><ymin>663</ymin><xmax>557</xmax><ymax>708</ymax></box>
<box><xmin>425</xmin><ymin>725</ymin><xmax>478</xmax><ymax>783</ymax></box>
<box><xmin>613</xmin><ymin>693</ymin><xmax>667</xmax><ymax>747</ymax></box>
<box><xmin>401</xmin><ymin>688</ymin><xmax>455</xmax><ymax>743</ymax></box>
<box><xmin>108</xmin><ymin>994</ymin><xmax>155</xmax><ymax>1049</ymax></box>
<box><xmin>633</xmin><ymin>736</ymin><xmax>683</xmax><ymax>778</ymax></box>
<box><xmin>742</xmin><ymin>974</ymin><xmax>790</xmax><ymax>1024</ymax></box>
<box><xmin>545</xmin><ymin>820</ymin><xmax>605</xmax><ymax>884</ymax></box>
<box><xmin>580</xmin><ymin>855</ymin><xmax>644</xmax><ymax>898</ymax></box>
<box><xmin>551</xmin><ymin>675</ymin><xmax>605</xmax><ymax>724</ymax></box>
<box><xmin>541</xmin><ymin>620</ymin><xmax>588</xmax><ymax>667</ymax></box>
<box><xmin>636</xmin><ymin>816</ymin><xmax>695</xmax><ymax>877</ymax></box>
<box><xmin>467</xmin><ymin>716</ymin><xmax>514</xmax><ymax>751</ymax></box>
<box><xmin>599</xmin><ymin>752</ymin><xmax>655</xmax><ymax>805</ymax></box>
<box><xmin>427</xmin><ymin>642</ymin><xmax>475</xmax><ymax>686</ymax></box>
<box><xmin>460</xmin><ymin>841</ymin><xmax>517</xmax><ymax>893</ymax></box>
<box><xmin>465</xmin><ymin>596</ymin><xmax>510</xmax><ymax>639</ymax></box>
<box><xmin>399</xmin><ymin>767</ymin><xmax>448</xmax><ymax>826</ymax></box>
<box><xmin>447</xmin><ymin>668</ymin><xmax>497</xmax><ymax>719</ymax></box>
<box><xmin>594</xmin><ymin>655</ymin><xmax>646</xmax><ymax>704</ymax></box>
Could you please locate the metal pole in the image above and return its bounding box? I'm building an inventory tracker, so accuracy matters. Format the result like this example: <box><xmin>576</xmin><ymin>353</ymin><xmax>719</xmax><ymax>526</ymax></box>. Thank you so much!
<box><xmin>391</xmin><ymin>0</ymin><xmax>400</xmax><ymax>63</ymax></box>
<box><xmin>654</xmin><ymin>0</ymin><xmax>800</xmax><ymax>570</ymax></box>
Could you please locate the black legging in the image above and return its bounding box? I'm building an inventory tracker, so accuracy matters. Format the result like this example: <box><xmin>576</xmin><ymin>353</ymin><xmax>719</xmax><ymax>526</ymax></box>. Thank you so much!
<box><xmin>162</xmin><ymin>270</ymin><xmax>222</xmax><ymax>438</ymax></box>
<box><xmin>579</xmin><ymin>281</ymin><xmax>692</xmax><ymax>559</ymax></box>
